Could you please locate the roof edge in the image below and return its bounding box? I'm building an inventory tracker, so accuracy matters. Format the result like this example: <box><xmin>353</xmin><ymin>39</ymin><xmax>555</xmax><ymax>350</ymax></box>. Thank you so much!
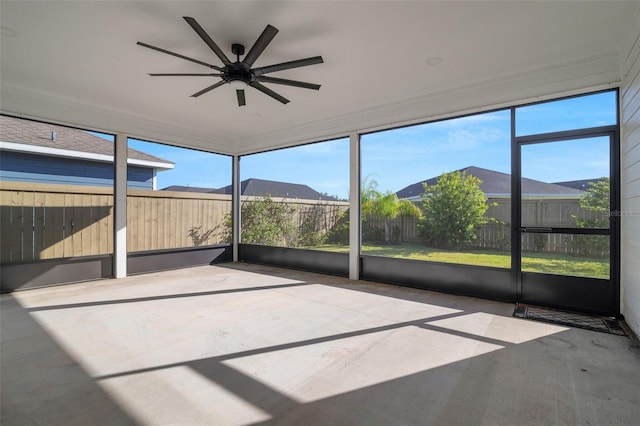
<box><xmin>0</xmin><ymin>141</ymin><xmax>174</xmax><ymax>170</ymax></box>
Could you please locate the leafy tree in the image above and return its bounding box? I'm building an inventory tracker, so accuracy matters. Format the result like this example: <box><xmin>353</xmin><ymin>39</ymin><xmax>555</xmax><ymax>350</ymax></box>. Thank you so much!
<box><xmin>572</xmin><ymin>178</ymin><xmax>610</xmax><ymax>257</ymax></box>
<box><xmin>577</xmin><ymin>178</ymin><xmax>610</xmax><ymax>218</ymax></box>
<box><xmin>418</xmin><ymin>170</ymin><xmax>489</xmax><ymax>249</ymax></box>
<box><xmin>297</xmin><ymin>204</ymin><xmax>328</xmax><ymax>246</ymax></box>
<box><xmin>361</xmin><ymin>177</ymin><xmax>422</xmax><ymax>244</ymax></box>
<box><xmin>324</xmin><ymin>211</ymin><xmax>350</xmax><ymax>245</ymax></box>
<box><xmin>223</xmin><ymin>196</ymin><xmax>295</xmax><ymax>246</ymax></box>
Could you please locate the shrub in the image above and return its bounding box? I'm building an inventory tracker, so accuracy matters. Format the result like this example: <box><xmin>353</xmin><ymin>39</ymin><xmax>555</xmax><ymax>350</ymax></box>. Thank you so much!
<box><xmin>418</xmin><ymin>171</ymin><xmax>489</xmax><ymax>249</ymax></box>
<box><xmin>223</xmin><ymin>196</ymin><xmax>295</xmax><ymax>246</ymax></box>
<box><xmin>297</xmin><ymin>204</ymin><xmax>328</xmax><ymax>246</ymax></box>
<box><xmin>572</xmin><ymin>178</ymin><xmax>610</xmax><ymax>258</ymax></box>
<box><xmin>325</xmin><ymin>211</ymin><xmax>350</xmax><ymax>245</ymax></box>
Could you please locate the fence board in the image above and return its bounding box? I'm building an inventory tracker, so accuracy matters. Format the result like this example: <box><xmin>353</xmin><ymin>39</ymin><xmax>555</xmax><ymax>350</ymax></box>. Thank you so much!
<box><xmin>67</xmin><ymin>193</ymin><xmax>76</xmax><ymax>256</ymax></box>
<box><xmin>50</xmin><ymin>192</ymin><xmax>66</xmax><ymax>259</ymax></box>
<box><xmin>10</xmin><ymin>190</ymin><xmax>25</xmax><ymax>262</ymax></box>
<box><xmin>32</xmin><ymin>192</ymin><xmax>47</xmax><ymax>260</ymax></box>
<box><xmin>150</xmin><ymin>197</ymin><xmax>158</xmax><ymax>250</ymax></box>
<box><xmin>106</xmin><ymin>195</ymin><xmax>114</xmax><ymax>254</ymax></box>
<box><xmin>0</xmin><ymin>190</ymin><xmax>14</xmax><ymax>262</ymax></box>
<box><xmin>1</xmin><ymin>191</ymin><xmax>20</xmax><ymax>262</ymax></box>
<box><xmin>177</xmin><ymin>197</ymin><xmax>184</xmax><ymax>248</ymax></box>
<box><xmin>168</xmin><ymin>197</ymin><xmax>177</xmax><ymax>248</ymax></box>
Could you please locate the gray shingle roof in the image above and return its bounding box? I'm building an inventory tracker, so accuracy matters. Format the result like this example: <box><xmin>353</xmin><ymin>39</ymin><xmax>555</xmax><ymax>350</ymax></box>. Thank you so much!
<box><xmin>553</xmin><ymin>178</ymin><xmax>605</xmax><ymax>191</ymax></box>
<box><xmin>0</xmin><ymin>115</ymin><xmax>172</xmax><ymax>165</ymax></box>
<box><xmin>217</xmin><ymin>178</ymin><xmax>337</xmax><ymax>200</ymax></box>
<box><xmin>162</xmin><ymin>185</ymin><xmax>221</xmax><ymax>193</ymax></box>
<box><xmin>396</xmin><ymin>166</ymin><xmax>584</xmax><ymax>198</ymax></box>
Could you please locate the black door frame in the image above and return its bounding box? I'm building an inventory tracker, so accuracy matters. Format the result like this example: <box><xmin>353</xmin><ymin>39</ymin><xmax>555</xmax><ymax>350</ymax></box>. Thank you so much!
<box><xmin>511</xmin><ymin>124</ymin><xmax>620</xmax><ymax>315</ymax></box>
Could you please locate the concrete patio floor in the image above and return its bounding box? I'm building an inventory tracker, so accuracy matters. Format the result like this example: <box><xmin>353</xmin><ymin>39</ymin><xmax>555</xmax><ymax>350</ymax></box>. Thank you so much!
<box><xmin>2</xmin><ymin>263</ymin><xmax>639</xmax><ymax>425</ymax></box>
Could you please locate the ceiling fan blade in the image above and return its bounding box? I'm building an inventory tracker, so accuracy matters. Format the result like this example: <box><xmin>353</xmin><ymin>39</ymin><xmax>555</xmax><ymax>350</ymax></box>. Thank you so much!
<box><xmin>137</xmin><ymin>42</ymin><xmax>223</xmax><ymax>71</ymax></box>
<box><xmin>149</xmin><ymin>73</ymin><xmax>223</xmax><ymax>77</ymax></box>
<box><xmin>243</xmin><ymin>25</ymin><xmax>278</xmax><ymax>67</ymax></box>
<box><xmin>249</xmin><ymin>81</ymin><xmax>289</xmax><ymax>104</ymax></box>
<box><xmin>183</xmin><ymin>17</ymin><xmax>231</xmax><ymax>65</ymax></box>
<box><xmin>255</xmin><ymin>76</ymin><xmax>320</xmax><ymax>90</ymax></box>
<box><xmin>237</xmin><ymin>89</ymin><xmax>246</xmax><ymax>106</ymax></box>
<box><xmin>191</xmin><ymin>80</ymin><xmax>226</xmax><ymax>98</ymax></box>
<box><xmin>252</xmin><ymin>56</ymin><xmax>324</xmax><ymax>76</ymax></box>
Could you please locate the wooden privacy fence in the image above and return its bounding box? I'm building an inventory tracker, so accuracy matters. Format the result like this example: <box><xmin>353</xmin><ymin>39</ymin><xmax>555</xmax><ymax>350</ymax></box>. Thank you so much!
<box><xmin>127</xmin><ymin>188</ymin><xmax>231</xmax><ymax>252</ymax></box>
<box><xmin>1</xmin><ymin>182</ymin><xmax>608</xmax><ymax>263</ymax></box>
<box><xmin>1</xmin><ymin>182</ymin><xmax>114</xmax><ymax>262</ymax></box>
<box><xmin>0</xmin><ymin>182</ymin><xmax>233</xmax><ymax>262</ymax></box>
<box><xmin>0</xmin><ymin>182</ymin><xmax>347</xmax><ymax>263</ymax></box>
<box><xmin>365</xmin><ymin>197</ymin><xmax>609</xmax><ymax>255</ymax></box>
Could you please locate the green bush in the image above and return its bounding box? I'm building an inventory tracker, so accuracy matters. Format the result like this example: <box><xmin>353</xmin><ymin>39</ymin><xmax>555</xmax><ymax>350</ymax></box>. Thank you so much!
<box><xmin>223</xmin><ymin>196</ymin><xmax>295</xmax><ymax>246</ymax></box>
<box><xmin>572</xmin><ymin>178</ymin><xmax>610</xmax><ymax>258</ymax></box>
<box><xmin>418</xmin><ymin>171</ymin><xmax>489</xmax><ymax>249</ymax></box>
<box><xmin>325</xmin><ymin>212</ymin><xmax>350</xmax><ymax>245</ymax></box>
<box><xmin>297</xmin><ymin>204</ymin><xmax>327</xmax><ymax>246</ymax></box>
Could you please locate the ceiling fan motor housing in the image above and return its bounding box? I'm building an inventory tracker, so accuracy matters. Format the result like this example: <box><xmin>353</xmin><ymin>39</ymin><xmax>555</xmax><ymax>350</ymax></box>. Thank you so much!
<box><xmin>224</xmin><ymin>61</ymin><xmax>253</xmax><ymax>85</ymax></box>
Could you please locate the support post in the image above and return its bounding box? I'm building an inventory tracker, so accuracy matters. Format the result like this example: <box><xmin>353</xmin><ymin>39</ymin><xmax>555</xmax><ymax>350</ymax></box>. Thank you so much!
<box><xmin>114</xmin><ymin>133</ymin><xmax>127</xmax><ymax>278</ymax></box>
<box><xmin>232</xmin><ymin>155</ymin><xmax>241</xmax><ymax>262</ymax></box>
<box><xmin>349</xmin><ymin>132</ymin><xmax>361</xmax><ymax>280</ymax></box>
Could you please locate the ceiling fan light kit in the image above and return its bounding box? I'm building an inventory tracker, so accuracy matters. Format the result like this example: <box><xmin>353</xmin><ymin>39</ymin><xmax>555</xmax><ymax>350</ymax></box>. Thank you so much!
<box><xmin>137</xmin><ymin>17</ymin><xmax>323</xmax><ymax>107</ymax></box>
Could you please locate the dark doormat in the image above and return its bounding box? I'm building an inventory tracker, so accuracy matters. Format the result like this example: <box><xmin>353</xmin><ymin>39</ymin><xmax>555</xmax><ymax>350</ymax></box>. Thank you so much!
<box><xmin>513</xmin><ymin>303</ymin><xmax>628</xmax><ymax>336</ymax></box>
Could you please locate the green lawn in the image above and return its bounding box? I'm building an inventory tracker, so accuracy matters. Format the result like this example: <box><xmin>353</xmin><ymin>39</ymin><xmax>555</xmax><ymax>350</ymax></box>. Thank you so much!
<box><xmin>311</xmin><ymin>243</ymin><xmax>609</xmax><ymax>278</ymax></box>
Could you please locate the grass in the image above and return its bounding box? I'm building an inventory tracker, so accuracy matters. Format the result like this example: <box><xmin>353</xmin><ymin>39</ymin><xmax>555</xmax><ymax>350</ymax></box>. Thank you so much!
<box><xmin>311</xmin><ymin>243</ymin><xmax>609</xmax><ymax>278</ymax></box>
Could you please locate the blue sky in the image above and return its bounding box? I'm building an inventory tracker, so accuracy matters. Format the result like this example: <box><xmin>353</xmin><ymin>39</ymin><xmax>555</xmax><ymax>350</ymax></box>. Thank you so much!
<box><xmin>110</xmin><ymin>90</ymin><xmax>616</xmax><ymax>199</ymax></box>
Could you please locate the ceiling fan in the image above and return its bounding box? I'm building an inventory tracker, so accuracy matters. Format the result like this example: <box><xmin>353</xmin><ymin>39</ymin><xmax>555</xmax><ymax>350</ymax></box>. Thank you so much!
<box><xmin>137</xmin><ymin>17</ymin><xmax>323</xmax><ymax>106</ymax></box>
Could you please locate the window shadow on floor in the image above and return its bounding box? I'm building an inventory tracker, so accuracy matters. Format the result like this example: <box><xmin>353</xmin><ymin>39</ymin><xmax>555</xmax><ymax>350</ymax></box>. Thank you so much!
<box><xmin>0</xmin><ymin>295</ymin><xmax>136</xmax><ymax>426</ymax></box>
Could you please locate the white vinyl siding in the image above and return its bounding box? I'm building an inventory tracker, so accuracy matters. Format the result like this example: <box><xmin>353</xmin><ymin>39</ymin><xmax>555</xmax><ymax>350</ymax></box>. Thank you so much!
<box><xmin>620</xmin><ymin>9</ymin><xmax>640</xmax><ymax>336</ymax></box>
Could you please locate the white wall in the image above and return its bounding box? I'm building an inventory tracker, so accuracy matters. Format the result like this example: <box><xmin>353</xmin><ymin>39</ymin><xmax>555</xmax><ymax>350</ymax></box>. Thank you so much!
<box><xmin>620</xmin><ymin>8</ymin><xmax>640</xmax><ymax>336</ymax></box>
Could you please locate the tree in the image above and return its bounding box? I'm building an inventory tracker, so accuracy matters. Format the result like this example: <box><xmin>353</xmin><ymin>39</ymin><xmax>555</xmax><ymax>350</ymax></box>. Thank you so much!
<box><xmin>418</xmin><ymin>170</ymin><xmax>489</xmax><ymax>249</ymax></box>
<box><xmin>361</xmin><ymin>177</ymin><xmax>422</xmax><ymax>244</ymax></box>
<box><xmin>297</xmin><ymin>204</ymin><xmax>328</xmax><ymax>246</ymax></box>
<box><xmin>572</xmin><ymin>178</ymin><xmax>610</xmax><ymax>257</ymax></box>
<box><xmin>223</xmin><ymin>196</ymin><xmax>295</xmax><ymax>246</ymax></box>
<box><xmin>577</xmin><ymin>178</ymin><xmax>610</xmax><ymax>217</ymax></box>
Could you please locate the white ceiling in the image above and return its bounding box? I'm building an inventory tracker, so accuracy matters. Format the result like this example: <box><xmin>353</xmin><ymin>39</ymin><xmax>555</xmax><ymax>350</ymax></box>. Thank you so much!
<box><xmin>1</xmin><ymin>1</ymin><xmax>638</xmax><ymax>155</ymax></box>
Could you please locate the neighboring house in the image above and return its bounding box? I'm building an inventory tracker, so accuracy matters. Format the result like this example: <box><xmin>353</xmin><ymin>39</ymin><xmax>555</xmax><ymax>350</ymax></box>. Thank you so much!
<box><xmin>163</xmin><ymin>178</ymin><xmax>338</xmax><ymax>201</ymax></box>
<box><xmin>162</xmin><ymin>185</ymin><xmax>219</xmax><ymax>193</ymax></box>
<box><xmin>0</xmin><ymin>115</ymin><xmax>173</xmax><ymax>189</ymax></box>
<box><xmin>396</xmin><ymin>166</ymin><xmax>584</xmax><ymax>201</ymax></box>
<box><xmin>217</xmin><ymin>178</ymin><xmax>338</xmax><ymax>200</ymax></box>
<box><xmin>553</xmin><ymin>178</ymin><xmax>605</xmax><ymax>191</ymax></box>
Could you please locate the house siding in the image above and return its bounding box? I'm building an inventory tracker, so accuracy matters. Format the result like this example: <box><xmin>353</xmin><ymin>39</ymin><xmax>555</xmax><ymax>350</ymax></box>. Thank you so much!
<box><xmin>0</xmin><ymin>151</ymin><xmax>153</xmax><ymax>189</ymax></box>
<box><xmin>620</xmin><ymin>9</ymin><xmax>640</xmax><ymax>336</ymax></box>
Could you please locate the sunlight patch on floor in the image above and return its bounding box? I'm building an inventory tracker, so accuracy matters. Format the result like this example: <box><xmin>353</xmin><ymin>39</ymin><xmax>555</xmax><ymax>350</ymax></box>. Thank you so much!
<box><xmin>222</xmin><ymin>325</ymin><xmax>504</xmax><ymax>403</ymax></box>
<box><xmin>428</xmin><ymin>312</ymin><xmax>569</xmax><ymax>344</ymax></box>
